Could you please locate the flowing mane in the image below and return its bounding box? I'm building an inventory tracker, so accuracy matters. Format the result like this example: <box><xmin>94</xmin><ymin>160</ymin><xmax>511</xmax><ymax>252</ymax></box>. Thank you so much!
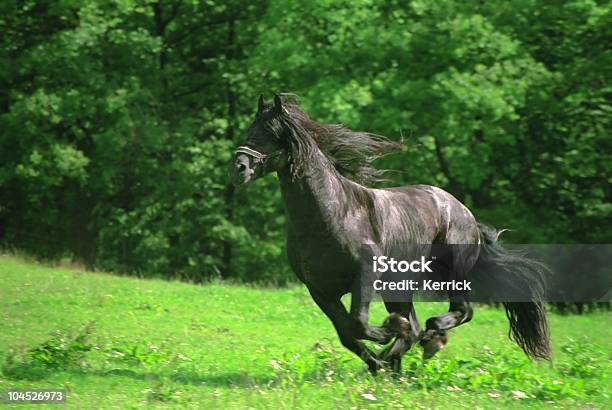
<box><xmin>264</xmin><ymin>97</ymin><xmax>403</xmax><ymax>185</ymax></box>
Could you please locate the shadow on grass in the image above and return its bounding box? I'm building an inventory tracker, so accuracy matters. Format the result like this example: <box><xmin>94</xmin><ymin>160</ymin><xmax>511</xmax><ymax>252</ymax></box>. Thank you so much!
<box><xmin>2</xmin><ymin>363</ymin><xmax>278</xmax><ymax>388</ymax></box>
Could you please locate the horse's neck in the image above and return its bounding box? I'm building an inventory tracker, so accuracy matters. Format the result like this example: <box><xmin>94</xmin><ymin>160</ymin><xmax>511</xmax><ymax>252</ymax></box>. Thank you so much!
<box><xmin>278</xmin><ymin>151</ymin><xmax>347</xmax><ymax>233</ymax></box>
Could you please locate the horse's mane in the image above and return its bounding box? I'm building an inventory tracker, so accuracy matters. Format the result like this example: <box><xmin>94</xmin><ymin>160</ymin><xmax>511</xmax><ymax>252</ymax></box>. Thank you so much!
<box><xmin>268</xmin><ymin>96</ymin><xmax>403</xmax><ymax>185</ymax></box>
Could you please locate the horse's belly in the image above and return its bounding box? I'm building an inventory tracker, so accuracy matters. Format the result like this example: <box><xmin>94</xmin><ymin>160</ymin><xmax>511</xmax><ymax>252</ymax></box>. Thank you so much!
<box><xmin>290</xmin><ymin>243</ymin><xmax>357</xmax><ymax>295</ymax></box>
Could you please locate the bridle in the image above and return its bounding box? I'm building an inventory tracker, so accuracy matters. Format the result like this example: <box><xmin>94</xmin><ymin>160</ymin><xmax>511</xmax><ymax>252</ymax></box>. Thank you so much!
<box><xmin>234</xmin><ymin>145</ymin><xmax>283</xmax><ymax>165</ymax></box>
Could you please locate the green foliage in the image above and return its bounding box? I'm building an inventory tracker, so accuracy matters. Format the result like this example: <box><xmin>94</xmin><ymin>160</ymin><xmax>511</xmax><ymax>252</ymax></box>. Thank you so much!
<box><xmin>253</xmin><ymin>0</ymin><xmax>610</xmax><ymax>244</ymax></box>
<box><xmin>559</xmin><ymin>337</ymin><xmax>607</xmax><ymax>379</ymax></box>
<box><xmin>0</xmin><ymin>0</ymin><xmax>609</xmax><ymax>281</ymax></box>
<box><xmin>268</xmin><ymin>344</ymin><xmax>587</xmax><ymax>401</ymax></box>
<box><xmin>2</xmin><ymin>323</ymin><xmax>94</xmax><ymax>380</ymax></box>
<box><xmin>106</xmin><ymin>341</ymin><xmax>170</xmax><ymax>369</ymax></box>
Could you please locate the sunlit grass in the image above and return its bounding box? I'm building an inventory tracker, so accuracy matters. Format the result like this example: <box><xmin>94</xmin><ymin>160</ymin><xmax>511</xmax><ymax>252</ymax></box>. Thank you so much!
<box><xmin>0</xmin><ymin>254</ymin><xmax>610</xmax><ymax>408</ymax></box>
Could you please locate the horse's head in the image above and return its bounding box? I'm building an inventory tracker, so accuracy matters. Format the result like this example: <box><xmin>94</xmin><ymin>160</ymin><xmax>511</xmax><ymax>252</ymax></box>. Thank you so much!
<box><xmin>231</xmin><ymin>94</ymin><xmax>288</xmax><ymax>184</ymax></box>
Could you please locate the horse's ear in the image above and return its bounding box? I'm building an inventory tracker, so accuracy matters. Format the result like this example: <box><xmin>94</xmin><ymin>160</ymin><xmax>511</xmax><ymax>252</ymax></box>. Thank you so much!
<box><xmin>273</xmin><ymin>94</ymin><xmax>283</xmax><ymax>114</ymax></box>
<box><xmin>257</xmin><ymin>94</ymin><xmax>265</xmax><ymax>113</ymax></box>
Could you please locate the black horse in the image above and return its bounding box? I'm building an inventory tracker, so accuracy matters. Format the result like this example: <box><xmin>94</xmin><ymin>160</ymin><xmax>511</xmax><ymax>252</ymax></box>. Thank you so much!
<box><xmin>231</xmin><ymin>94</ymin><xmax>550</xmax><ymax>373</ymax></box>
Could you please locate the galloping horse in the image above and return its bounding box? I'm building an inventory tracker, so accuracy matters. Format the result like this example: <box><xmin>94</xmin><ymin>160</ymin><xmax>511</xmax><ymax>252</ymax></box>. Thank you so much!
<box><xmin>231</xmin><ymin>94</ymin><xmax>550</xmax><ymax>373</ymax></box>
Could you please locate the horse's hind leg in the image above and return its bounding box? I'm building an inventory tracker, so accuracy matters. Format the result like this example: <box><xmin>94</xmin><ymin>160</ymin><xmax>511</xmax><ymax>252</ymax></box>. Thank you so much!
<box><xmin>379</xmin><ymin>301</ymin><xmax>421</xmax><ymax>372</ymax></box>
<box><xmin>420</xmin><ymin>295</ymin><xmax>472</xmax><ymax>359</ymax></box>
<box><xmin>420</xmin><ymin>246</ymin><xmax>477</xmax><ymax>359</ymax></box>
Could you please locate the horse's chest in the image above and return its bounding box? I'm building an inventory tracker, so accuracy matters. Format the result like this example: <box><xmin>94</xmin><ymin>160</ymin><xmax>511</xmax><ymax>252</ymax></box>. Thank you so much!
<box><xmin>287</xmin><ymin>233</ymin><xmax>357</xmax><ymax>290</ymax></box>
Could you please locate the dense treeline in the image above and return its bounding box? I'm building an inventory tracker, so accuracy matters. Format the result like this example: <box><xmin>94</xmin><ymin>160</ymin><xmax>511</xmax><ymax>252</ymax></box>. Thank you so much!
<box><xmin>0</xmin><ymin>0</ymin><xmax>609</xmax><ymax>282</ymax></box>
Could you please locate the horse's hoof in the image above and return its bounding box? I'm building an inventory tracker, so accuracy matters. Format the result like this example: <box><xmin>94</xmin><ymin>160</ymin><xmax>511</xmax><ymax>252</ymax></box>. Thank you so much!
<box><xmin>420</xmin><ymin>329</ymin><xmax>448</xmax><ymax>360</ymax></box>
<box><xmin>367</xmin><ymin>358</ymin><xmax>386</xmax><ymax>375</ymax></box>
<box><xmin>379</xmin><ymin>346</ymin><xmax>392</xmax><ymax>362</ymax></box>
<box><xmin>382</xmin><ymin>313</ymin><xmax>410</xmax><ymax>338</ymax></box>
<box><xmin>389</xmin><ymin>357</ymin><xmax>402</xmax><ymax>374</ymax></box>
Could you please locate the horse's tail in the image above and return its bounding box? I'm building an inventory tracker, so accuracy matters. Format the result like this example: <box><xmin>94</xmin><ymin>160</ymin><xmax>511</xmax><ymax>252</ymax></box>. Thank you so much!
<box><xmin>474</xmin><ymin>223</ymin><xmax>551</xmax><ymax>360</ymax></box>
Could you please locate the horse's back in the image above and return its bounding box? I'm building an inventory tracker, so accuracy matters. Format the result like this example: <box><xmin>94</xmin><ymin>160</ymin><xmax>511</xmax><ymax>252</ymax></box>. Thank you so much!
<box><xmin>378</xmin><ymin>184</ymin><xmax>480</xmax><ymax>245</ymax></box>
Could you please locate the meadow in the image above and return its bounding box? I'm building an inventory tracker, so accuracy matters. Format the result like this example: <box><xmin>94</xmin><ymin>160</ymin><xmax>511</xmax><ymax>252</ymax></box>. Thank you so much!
<box><xmin>0</xmin><ymin>254</ymin><xmax>610</xmax><ymax>409</ymax></box>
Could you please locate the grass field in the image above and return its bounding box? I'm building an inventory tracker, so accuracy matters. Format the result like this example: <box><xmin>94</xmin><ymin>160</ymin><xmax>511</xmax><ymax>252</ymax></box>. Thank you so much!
<box><xmin>0</xmin><ymin>255</ymin><xmax>610</xmax><ymax>409</ymax></box>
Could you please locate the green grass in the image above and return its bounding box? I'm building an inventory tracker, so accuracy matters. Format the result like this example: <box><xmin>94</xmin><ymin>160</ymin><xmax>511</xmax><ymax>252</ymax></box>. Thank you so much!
<box><xmin>0</xmin><ymin>254</ymin><xmax>610</xmax><ymax>409</ymax></box>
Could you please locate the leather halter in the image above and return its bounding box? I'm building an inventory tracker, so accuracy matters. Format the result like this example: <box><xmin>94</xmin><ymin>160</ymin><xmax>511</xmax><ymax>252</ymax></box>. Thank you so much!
<box><xmin>234</xmin><ymin>145</ymin><xmax>282</xmax><ymax>164</ymax></box>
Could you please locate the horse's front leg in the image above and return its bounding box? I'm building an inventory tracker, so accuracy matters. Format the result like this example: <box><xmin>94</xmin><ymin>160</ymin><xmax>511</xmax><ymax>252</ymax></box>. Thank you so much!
<box><xmin>379</xmin><ymin>301</ymin><xmax>421</xmax><ymax>372</ymax></box>
<box><xmin>349</xmin><ymin>279</ymin><xmax>398</xmax><ymax>344</ymax></box>
<box><xmin>308</xmin><ymin>287</ymin><xmax>384</xmax><ymax>374</ymax></box>
<box><xmin>349</xmin><ymin>245</ymin><xmax>407</xmax><ymax>345</ymax></box>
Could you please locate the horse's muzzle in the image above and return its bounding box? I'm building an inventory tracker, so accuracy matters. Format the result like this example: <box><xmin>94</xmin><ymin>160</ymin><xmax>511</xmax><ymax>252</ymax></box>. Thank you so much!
<box><xmin>232</xmin><ymin>154</ymin><xmax>256</xmax><ymax>185</ymax></box>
